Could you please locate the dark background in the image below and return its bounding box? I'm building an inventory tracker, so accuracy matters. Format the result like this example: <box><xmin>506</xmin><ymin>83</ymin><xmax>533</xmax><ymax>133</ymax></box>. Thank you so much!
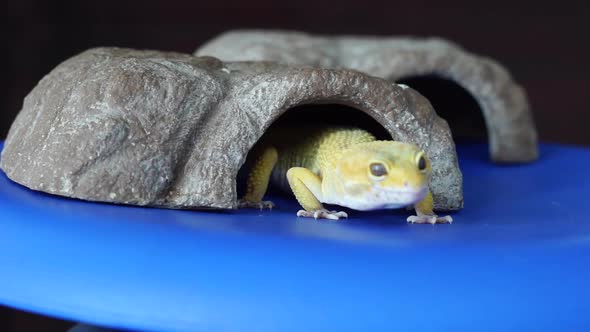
<box><xmin>1</xmin><ymin>0</ymin><xmax>589</xmax><ymax>331</ymax></box>
<box><xmin>2</xmin><ymin>0</ymin><xmax>590</xmax><ymax>145</ymax></box>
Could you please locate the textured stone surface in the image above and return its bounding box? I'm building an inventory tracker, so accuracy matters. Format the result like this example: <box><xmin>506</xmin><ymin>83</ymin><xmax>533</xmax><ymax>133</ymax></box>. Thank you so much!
<box><xmin>1</xmin><ymin>47</ymin><xmax>462</xmax><ymax>210</ymax></box>
<box><xmin>196</xmin><ymin>30</ymin><xmax>538</xmax><ymax>163</ymax></box>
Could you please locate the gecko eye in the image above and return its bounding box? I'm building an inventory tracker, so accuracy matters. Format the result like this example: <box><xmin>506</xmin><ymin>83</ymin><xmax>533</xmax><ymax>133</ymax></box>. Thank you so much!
<box><xmin>417</xmin><ymin>153</ymin><xmax>427</xmax><ymax>172</ymax></box>
<box><xmin>370</xmin><ymin>162</ymin><xmax>388</xmax><ymax>178</ymax></box>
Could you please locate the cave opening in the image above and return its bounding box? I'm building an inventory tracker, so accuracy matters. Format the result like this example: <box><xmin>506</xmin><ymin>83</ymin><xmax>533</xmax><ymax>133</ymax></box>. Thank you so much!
<box><xmin>236</xmin><ymin>104</ymin><xmax>392</xmax><ymax>198</ymax></box>
<box><xmin>267</xmin><ymin>104</ymin><xmax>392</xmax><ymax>140</ymax></box>
<box><xmin>236</xmin><ymin>76</ymin><xmax>485</xmax><ymax>201</ymax></box>
<box><xmin>397</xmin><ymin>75</ymin><xmax>487</xmax><ymax>143</ymax></box>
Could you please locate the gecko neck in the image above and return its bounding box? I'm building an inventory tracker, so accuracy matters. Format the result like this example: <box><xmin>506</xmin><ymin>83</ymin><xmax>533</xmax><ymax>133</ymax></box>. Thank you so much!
<box><xmin>316</xmin><ymin>127</ymin><xmax>377</xmax><ymax>171</ymax></box>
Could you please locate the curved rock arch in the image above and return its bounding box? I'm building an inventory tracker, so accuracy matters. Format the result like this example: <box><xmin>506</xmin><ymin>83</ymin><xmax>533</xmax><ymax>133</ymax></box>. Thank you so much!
<box><xmin>196</xmin><ymin>30</ymin><xmax>538</xmax><ymax>163</ymax></box>
<box><xmin>1</xmin><ymin>48</ymin><xmax>462</xmax><ymax>210</ymax></box>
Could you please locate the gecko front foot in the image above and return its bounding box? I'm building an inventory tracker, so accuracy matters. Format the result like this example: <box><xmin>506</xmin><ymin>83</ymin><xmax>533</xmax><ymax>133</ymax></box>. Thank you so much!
<box><xmin>296</xmin><ymin>209</ymin><xmax>348</xmax><ymax>220</ymax></box>
<box><xmin>407</xmin><ymin>214</ymin><xmax>453</xmax><ymax>224</ymax></box>
<box><xmin>238</xmin><ymin>199</ymin><xmax>275</xmax><ymax>210</ymax></box>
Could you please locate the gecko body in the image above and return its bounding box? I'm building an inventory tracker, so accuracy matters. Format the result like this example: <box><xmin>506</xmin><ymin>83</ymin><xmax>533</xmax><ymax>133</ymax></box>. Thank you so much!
<box><xmin>239</xmin><ymin>125</ymin><xmax>452</xmax><ymax>224</ymax></box>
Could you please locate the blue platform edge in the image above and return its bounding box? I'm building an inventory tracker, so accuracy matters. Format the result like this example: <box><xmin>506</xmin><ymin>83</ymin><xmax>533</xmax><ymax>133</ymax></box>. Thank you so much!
<box><xmin>1</xmin><ymin>141</ymin><xmax>590</xmax><ymax>332</ymax></box>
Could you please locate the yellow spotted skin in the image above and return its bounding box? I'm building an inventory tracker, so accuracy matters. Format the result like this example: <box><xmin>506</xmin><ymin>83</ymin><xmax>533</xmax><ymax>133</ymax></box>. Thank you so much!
<box><xmin>240</xmin><ymin>126</ymin><xmax>452</xmax><ymax>223</ymax></box>
<box><xmin>242</xmin><ymin>146</ymin><xmax>278</xmax><ymax>202</ymax></box>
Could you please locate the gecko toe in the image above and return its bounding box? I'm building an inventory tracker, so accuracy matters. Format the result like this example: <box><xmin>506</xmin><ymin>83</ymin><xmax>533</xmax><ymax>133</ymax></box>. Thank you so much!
<box><xmin>439</xmin><ymin>215</ymin><xmax>453</xmax><ymax>223</ymax></box>
<box><xmin>297</xmin><ymin>209</ymin><xmax>347</xmax><ymax>221</ymax></box>
<box><xmin>332</xmin><ymin>211</ymin><xmax>348</xmax><ymax>218</ymax></box>
<box><xmin>407</xmin><ymin>214</ymin><xmax>452</xmax><ymax>224</ymax></box>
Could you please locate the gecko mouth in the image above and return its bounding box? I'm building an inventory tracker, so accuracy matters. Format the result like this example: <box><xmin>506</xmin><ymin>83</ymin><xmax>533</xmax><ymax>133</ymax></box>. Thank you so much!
<box><xmin>376</xmin><ymin>186</ymin><xmax>428</xmax><ymax>206</ymax></box>
<box><xmin>381</xmin><ymin>186</ymin><xmax>428</xmax><ymax>197</ymax></box>
<box><xmin>341</xmin><ymin>186</ymin><xmax>428</xmax><ymax>211</ymax></box>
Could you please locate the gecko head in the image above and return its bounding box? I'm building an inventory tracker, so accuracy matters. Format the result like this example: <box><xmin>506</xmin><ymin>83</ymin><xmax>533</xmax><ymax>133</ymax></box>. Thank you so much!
<box><xmin>329</xmin><ymin>141</ymin><xmax>431</xmax><ymax>211</ymax></box>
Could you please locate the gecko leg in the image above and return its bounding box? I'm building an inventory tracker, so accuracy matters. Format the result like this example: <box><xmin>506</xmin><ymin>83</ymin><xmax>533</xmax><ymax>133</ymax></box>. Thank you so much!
<box><xmin>239</xmin><ymin>146</ymin><xmax>278</xmax><ymax>210</ymax></box>
<box><xmin>407</xmin><ymin>190</ymin><xmax>453</xmax><ymax>224</ymax></box>
<box><xmin>287</xmin><ymin>167</ymin><xmax>347</xmax><ymax>221</ymax></box>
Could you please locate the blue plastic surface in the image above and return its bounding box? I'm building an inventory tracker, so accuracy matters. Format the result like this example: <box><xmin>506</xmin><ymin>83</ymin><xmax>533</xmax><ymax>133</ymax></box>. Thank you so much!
<box><xmin>1</xmin><ymin>141</ymin><xmax>590</xmax><ymax>332</ymax></box>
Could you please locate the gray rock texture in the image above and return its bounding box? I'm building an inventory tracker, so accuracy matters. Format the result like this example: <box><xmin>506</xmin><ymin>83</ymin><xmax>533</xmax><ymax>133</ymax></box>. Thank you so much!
<box><xmin>1</xmin><ymin>47</ymin><xmax>462</xmax><ymax>210</ymax></box>
<box><xmin>196</xmin><ymin>30</ymin><xmax>538</xmax><ymax>163</ymax></box>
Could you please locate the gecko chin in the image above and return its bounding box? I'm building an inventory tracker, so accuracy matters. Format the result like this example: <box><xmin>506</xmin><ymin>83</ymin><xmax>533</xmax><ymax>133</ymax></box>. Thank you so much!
<box><xmin>336</xmin><ymin>186</ymin><xmax>428</xmax><ymax>211</ymax></box>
